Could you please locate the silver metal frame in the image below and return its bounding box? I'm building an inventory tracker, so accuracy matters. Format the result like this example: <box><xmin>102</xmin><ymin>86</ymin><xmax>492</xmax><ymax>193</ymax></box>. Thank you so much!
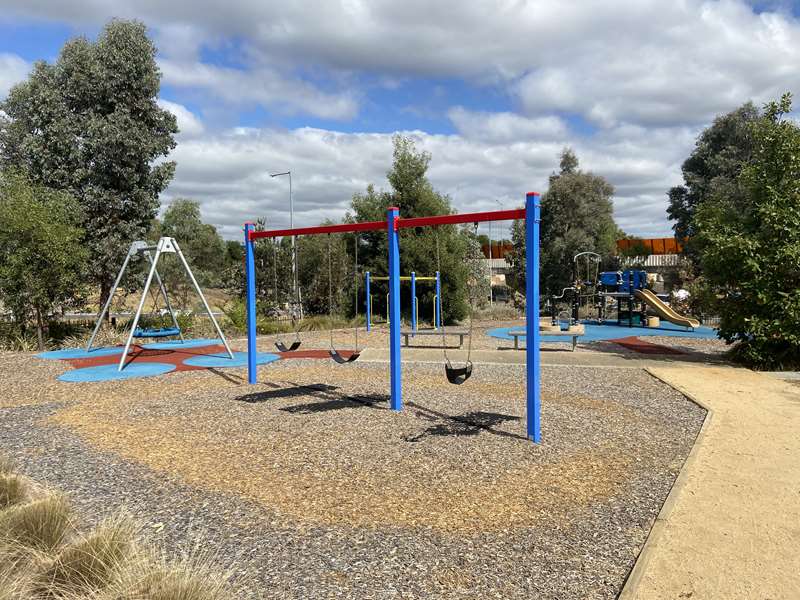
<box><xmin>86</xmin><ymin>237</ymin><xmax>234</xmax><ymax>370</ymax></box>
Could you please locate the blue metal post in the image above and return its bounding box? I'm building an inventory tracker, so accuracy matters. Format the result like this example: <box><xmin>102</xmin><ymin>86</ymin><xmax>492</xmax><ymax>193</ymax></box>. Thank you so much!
<box><xmin>365</xmin><ymin>271</ymin><xmax>371</xmax><ymax>332</ymax></box>
<box><xmin>525</xmin><ymin>193</ymin><xmax>541</xmax><ymax>443</ymax></box>
<box><xmin>244</xmin><ymin>223</ymin><xmax>258</xmax><ymax>385</ymax></box>
<box><xmin>411</xmin><ymin>271</ymin><xmax>417</xmax><ymax>334</ymax></box>
<box><xmin>435</xmin><ymin>271</ymin><xmax>441</xmax><ymax>329</ymax></box>
<box><xmin>387</xmin><ymin>207</ymin><xmax>402</xmax><ymax>411</ymax></box>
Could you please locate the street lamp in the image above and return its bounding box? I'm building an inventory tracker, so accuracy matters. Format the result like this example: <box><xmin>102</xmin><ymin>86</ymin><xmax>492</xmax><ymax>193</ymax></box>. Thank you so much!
<box><xmin>270</xmin><ymin>171</ymin><xmax>302</xmax><ymax>319</ymax></box>
<box><xmin>490</xmin><ymin>199</ymin><xmax>504</xmax><ymax>306</ymax></box>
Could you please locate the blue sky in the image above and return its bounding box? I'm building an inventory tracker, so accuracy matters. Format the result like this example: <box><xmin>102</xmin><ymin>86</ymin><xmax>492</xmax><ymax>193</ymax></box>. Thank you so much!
<box><xmin>1</xmin><ymin>1</ymin><xmax>799</xmax><ymax>239</ymax></box>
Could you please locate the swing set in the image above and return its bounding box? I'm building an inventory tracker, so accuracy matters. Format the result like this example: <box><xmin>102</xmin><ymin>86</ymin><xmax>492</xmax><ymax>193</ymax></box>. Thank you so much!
<box><xmin>243</xmin><ymin>192</ymin><xmax>542</xmax><ymax>442</ymax></box>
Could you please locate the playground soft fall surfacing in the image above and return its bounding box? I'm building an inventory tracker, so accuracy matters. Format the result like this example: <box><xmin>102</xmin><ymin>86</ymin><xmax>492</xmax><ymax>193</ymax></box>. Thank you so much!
<box><xmin>2</xmin><ymin>345</ymin><xmax>705</xmax><ymax>599</ymax></box>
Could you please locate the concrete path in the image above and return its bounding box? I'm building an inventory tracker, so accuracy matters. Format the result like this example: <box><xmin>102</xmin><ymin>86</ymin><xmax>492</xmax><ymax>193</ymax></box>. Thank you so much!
<box><xmin>620</xmin><ymin>365</ymin><xmax>800</xmax><ymax>600</ymax></box>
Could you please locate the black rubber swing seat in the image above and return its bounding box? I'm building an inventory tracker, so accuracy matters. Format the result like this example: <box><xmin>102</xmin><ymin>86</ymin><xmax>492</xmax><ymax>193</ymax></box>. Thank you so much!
<box><xmin>445</xmin><ymin>360</ymin><xmax>473</xmax><ymax>385</ymax></box>
<box><xmin>329</xmin><ymin>349</ymin><xmax>360</xmax><ymax>364</ymax></box>
<box><xmin>275</xmin><ymin>340</ymin><xmax>301</xmax><ymax>352</ymax></box>
<box><xmin>133</xmin><ymin>327</ymin><xmax>181</xmax><ymax>339</ymax></box>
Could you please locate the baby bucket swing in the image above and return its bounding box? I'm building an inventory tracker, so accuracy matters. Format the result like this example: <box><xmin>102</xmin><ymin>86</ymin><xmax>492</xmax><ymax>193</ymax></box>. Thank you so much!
<box><xmin>327</xmin><ymin>233</ymin><xmax>361</xmax><ymax>364</ymax></box>
<box><xmin>434</xmin><ymin>226</ymin><xmax>475</xmax><ymax>385</ymax></box>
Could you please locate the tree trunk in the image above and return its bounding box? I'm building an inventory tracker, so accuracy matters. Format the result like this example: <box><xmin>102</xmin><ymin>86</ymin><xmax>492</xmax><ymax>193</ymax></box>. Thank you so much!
<box><xmin>100</xmin><ymin>278</ymin><xmax>112</xmax><ymax>321</ymax></box>
<box><xmin>35</xmin><ymin>306</ymin><xmax>45</xmax><ymax>351</ymax></box>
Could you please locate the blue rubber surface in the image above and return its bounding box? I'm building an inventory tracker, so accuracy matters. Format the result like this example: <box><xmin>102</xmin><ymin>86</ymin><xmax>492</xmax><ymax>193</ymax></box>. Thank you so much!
<box><xmin>38</xmin><ymin>347</ymin><xmax>122</xmax><ymax>360</ymax></box>
<box><xmin>141</xmin><ymin>338</ymin><xmax>223</xmax><ymax>350</ymax></box>
<box><xmin>182</xmin><ymin>351</ymin><xmax>280</xmax><ymax>368</ymax></box>
<box><xmin>58</xmin><ymin>362</ymin><xmax>176</xmax><ymax>382</ymax></box>
<box><xmin>488</xmin><ymin>321</ymin><xmax>719</xmax><ymax>344</ymax></box>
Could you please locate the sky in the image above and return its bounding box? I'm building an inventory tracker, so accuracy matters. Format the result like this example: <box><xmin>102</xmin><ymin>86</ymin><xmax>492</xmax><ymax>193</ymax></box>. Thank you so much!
<box><xmin>0</xmin><ymin>0</ymin><xmax>799</xmax><ymax>241</ymax></box>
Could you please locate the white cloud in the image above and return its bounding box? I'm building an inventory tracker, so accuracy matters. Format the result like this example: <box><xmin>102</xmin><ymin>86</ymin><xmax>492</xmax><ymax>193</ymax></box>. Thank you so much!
<box><xmin>162</xmin><ymin>120</ymin><xmax>697</xmax><ymax>241</ymax></box>
<box><xmin>0</xmin><ymin>53</ymin><xmax>30</xmax><ymax>100</ymax></box>
<box><xmin>157</xmin><ymin>99</ymin><xmax>204</xmax><ymax>138</ymax></box>
<box><xmin>447</xmin><ymin>107</ymin><xmax>568</xmax><ymax>144</ymax></box>
<box><xmin>158</xmin><ymin>59</ymin><xmax>359</xmax><ymax>121</ymax></box>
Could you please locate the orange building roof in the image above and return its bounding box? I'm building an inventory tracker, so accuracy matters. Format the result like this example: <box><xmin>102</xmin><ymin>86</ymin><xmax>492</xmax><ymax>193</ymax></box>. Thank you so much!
<box><xmin>616</xmin><ymin>237</ymin><xmax>684</xmax><ymax>255</ymax></box>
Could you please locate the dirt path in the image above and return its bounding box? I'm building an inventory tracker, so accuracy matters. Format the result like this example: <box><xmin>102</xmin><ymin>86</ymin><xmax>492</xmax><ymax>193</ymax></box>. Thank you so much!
<box><xmin>620</xmin><ymin>365</ymin><xmax>800</xmax><ymax>599</ymax></box>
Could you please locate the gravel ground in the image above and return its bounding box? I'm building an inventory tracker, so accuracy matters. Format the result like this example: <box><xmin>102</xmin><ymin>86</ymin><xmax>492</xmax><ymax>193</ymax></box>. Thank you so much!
<box><xmin>0</xmin><ymin>348</ymin><xmax>706</xmax><ymax>599</ymax></box>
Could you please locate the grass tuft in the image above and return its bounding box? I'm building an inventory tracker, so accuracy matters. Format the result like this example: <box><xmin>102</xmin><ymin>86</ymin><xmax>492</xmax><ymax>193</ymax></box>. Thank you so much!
<box><xmin>29</xmin><ymin>514</ymin><xmax>137</xmax><ymax>598</ymax></box>
<box><xmin>0</xmin><ymin>475</ymin><xmax>28</xmax><ymax>509</ymax></box>
<box><xmin>0</xmin><ymin>494</ymin><xmax>71</xmax><ymax>552</ymax></box>
<box><xmin>102</xmin><ymin>547</ymin><xmax>232</xmax><ymax>600</ymax></box>
<box><xmin>0</xmin><ymin>455</ymin><xmax>15</xmax><ymax>475</ymax></box>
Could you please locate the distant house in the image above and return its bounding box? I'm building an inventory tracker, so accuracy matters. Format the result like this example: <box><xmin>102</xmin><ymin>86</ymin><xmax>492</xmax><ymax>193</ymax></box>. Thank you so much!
<box><xmin>480</xmin><ymin>242</ymin><xmax>513</xmax><ymax>302</ymax></box>
<box><xmin>617</xmin><ymin>238</ymin><xmax>687</xmax><ymax>293</ymax></box>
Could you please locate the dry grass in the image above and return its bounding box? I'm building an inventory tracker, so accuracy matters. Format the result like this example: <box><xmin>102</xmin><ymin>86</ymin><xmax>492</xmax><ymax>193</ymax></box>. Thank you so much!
<box><xmin>0</xmin><ymin>494</ymin><xmax>72</xmax><ymax>552</ymax></box>
<box><xmin>0</xmin><ymin>475</ymin><xmax>28</xmax><ymax>509</ymax></box>
<box><xmin>0</xmin><ymin>456</ymin><xmax>234</xmax><ymax>600</ymax></box>
<box><xmin>28</xmin><ymin>515</ymin><xmax>137</xmax><ymax>598</ymax></box>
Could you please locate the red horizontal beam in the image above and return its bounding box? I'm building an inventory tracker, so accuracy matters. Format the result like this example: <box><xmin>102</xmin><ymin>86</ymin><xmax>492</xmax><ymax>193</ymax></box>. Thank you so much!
<box><xmin>397</xmin><ymin>208</ymin><xmax>526</xmax><ymax>229</ymax></box>
<box><xmin>249</xmin><ymin>219</ymin><xmax>386</xmax><ymax>240</ymax></box>
<box><xmin>248</xmin><ymin>207</ymin><xmax>530</xmax><ymax>240</ymax></box>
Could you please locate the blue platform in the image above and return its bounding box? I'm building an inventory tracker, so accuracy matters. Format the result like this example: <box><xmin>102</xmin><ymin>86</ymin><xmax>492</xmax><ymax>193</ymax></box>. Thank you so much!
<box><xmin>182</xmin><ymin>351</ymin><xmax>280</xmax><ymax>369</ymax></box>
<box><xmin>38</xmin><ymin>346</ymin><xmax>123</xmax><ymax>360</ymax></box>
<box><xmin>58</xmin><ymin>362</ymin><xmax>176</xmax><ymax>382</ymax></box>
<box><xmin>488</xmin><ymin>320</ymin><xmax>719</xmax><ymax>344</ymax></box>
<box><xmin>141</xmin><ymin>338</ymin><xmax>223</xmax><ymax>350</ymax></box>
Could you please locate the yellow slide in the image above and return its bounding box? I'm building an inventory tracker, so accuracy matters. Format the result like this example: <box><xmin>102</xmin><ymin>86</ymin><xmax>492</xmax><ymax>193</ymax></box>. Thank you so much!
<box><xmin>634</xmin><ymin>288</ymin><xmax>700</xmax><ymax>329</ymax></box>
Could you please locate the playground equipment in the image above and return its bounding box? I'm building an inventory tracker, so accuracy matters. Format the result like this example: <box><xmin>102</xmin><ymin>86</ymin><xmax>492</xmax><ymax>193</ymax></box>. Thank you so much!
<box><xmin>598</xmin><ymin>269</ymin><xmax>699</xmax><ymax>329</ymax></box>
<box><xmin>87</xmin><ymin>237</ymin><xmax>233</xmax><ymax>371</ymax></box>
<box><xmin>273</xmin><ymin>241</ymin><xmax>302</xmax><ymax>353</ymax></box>
<box><xmin>327</xmin><ymin>233</ymin><xmax>361</xmax><ymax>363</ymax></box>
<box><xmin>243</xmin><ymin>192</ymin><xmax>543</xmax><ymax>442</ymax></box>
<box><xmin>634</xmin><ymin>288</ymin><xmax>700</xmax><ymax>328</ymax></box>
<box><xmin>435</xmin><ymin>224</ymin><xmax>476</xmax><ymax>384</ymax></box>
<box><xmin>364</xmin><ymin>271</ymin><xmax>442</xmax><ymax>332</ymax></box>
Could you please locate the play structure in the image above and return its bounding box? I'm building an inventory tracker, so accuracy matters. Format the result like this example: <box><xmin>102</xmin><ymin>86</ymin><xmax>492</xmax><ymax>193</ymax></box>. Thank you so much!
<box><xmin>364</xmin><ymin>271</ymin><xmax>442</xmax><ymax>332</ymax></box>
<box><xmin>87</xmin><ymin>237</ymin><xmax>233</xmax><ymax>370</ymax></box>
<box><xmin>548</xmin><ymin>252</ymin><xmax>699</xmax><ymax>330</ymax></box>
<box><xmin>243</xmin><ymin>193</ymin><xmax>543</xmax><ymax>442</ymax></box>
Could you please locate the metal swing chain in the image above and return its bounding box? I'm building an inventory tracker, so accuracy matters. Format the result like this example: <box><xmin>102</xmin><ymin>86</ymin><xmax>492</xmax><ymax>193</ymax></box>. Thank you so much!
<box><xmin>463</xmin><ymin>222</ymin><xmax>479</xmax><ymax>365</ymax></box>
<box><xmin>434</xmin><ymin>227</ymin><xmax>450</xmax><ymax>365</ymax></box>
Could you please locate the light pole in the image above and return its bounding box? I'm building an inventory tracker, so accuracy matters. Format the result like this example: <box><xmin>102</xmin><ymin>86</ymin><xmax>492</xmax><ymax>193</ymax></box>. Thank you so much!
<box><xmin>270</xmin><ymin>171</ymin><xmax>302</xmax><ymax>319</ymax></box>
<box><xmin>492</xmin><ymin>199</ymin><xmax>504</xmax><ymax>305</ymax></box>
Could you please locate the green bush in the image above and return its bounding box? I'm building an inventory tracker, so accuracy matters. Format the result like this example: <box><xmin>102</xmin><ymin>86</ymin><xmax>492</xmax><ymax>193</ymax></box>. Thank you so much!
<box><xmin>694</xmin><ymin>93</ymin><xmax>800</xmax><ymax>369</ymax></box>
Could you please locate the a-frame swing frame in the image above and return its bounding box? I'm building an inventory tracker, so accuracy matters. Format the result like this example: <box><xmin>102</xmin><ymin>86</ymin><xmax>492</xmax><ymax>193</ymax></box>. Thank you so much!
<box><xmin>87</xmin><ymin>237</ymin><xmax>234</xmax><ymax>370</ymax></box>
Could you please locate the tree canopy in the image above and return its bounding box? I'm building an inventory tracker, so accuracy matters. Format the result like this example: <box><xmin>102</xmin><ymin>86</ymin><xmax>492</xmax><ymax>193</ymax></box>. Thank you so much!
<box><xmin>510</xmin><ymin>149</ymin><xmax>618</xmax><ymax>295</ymax></box>
<box><xmin>0</xmin><ymin>19</ymin><xmax>177</xmax><ymax>306</ymax></box>
<box><xmin>694</xmin><ymin>93</ymin><xmax>800</xmax><ymax>368</ymax></box>
<box><xmin>347</xmin><ymin>135</ymin><xmax>474</xmax><ymax>322</ymax></box>
<box><xmin>0</xmin><ymin>171</ymin><xmax>88</xmax><ymax>348</ymax></box>
<box><xmin>667</xmin><ymin>102</ymin><xmax>759</xmax><ymax>246</ymax></box>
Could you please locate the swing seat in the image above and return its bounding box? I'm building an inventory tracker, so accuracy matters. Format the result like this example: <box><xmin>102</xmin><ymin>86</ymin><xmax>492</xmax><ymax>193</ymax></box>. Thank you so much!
<box><xmin>329</xmin><ymin>349</ymin><xmax>360</xmax><ymax>364</ymax></box>
<box><xmin>445</xmin><ymin>360</ymin><xmax>473</xmax><ymax>385</ymax></box>
<box><xmin>275</xmin><ymin>340</ymin><xmax>301</xmax><ymax>352</ymax></box>
<box><xmin>133</xmin><ymin>327</ymin><xmax>181</xmax><ymax>339</ymax></box>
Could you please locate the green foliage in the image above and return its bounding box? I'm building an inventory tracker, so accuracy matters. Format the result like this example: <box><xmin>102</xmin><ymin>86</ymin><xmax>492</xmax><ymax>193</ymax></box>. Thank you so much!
<box><xmin>694</xmin><ymin>93</ymin><xmax>800</xmax><ymax>369</ymax></box>
<box><xmin>347</xmin><ymin>135</ymin><xmax>473</xmax><ymax>323</ymax></box>
<box><xmin>149</xmin><ymin>199</ymin><xmax>227</xmax><ymax>307</ymax></box>
<box><xmin>0</xmin><ymin>19</ymin><xmax>177</xmax><ymax>306</ymax></box>
<box><xmin>509</xmin><ymin>149</ymin><xmax>618</xmax><ymax>295</ymax></box>
<box><xmin>667</xmin><ymin>102</ymin><xmax>759</xmax><ymax>255</ymax></box>
<box><xmin>0</xmin><ymin>172</ymin><xmax>88</xmax><ymax>349</ymax></box>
